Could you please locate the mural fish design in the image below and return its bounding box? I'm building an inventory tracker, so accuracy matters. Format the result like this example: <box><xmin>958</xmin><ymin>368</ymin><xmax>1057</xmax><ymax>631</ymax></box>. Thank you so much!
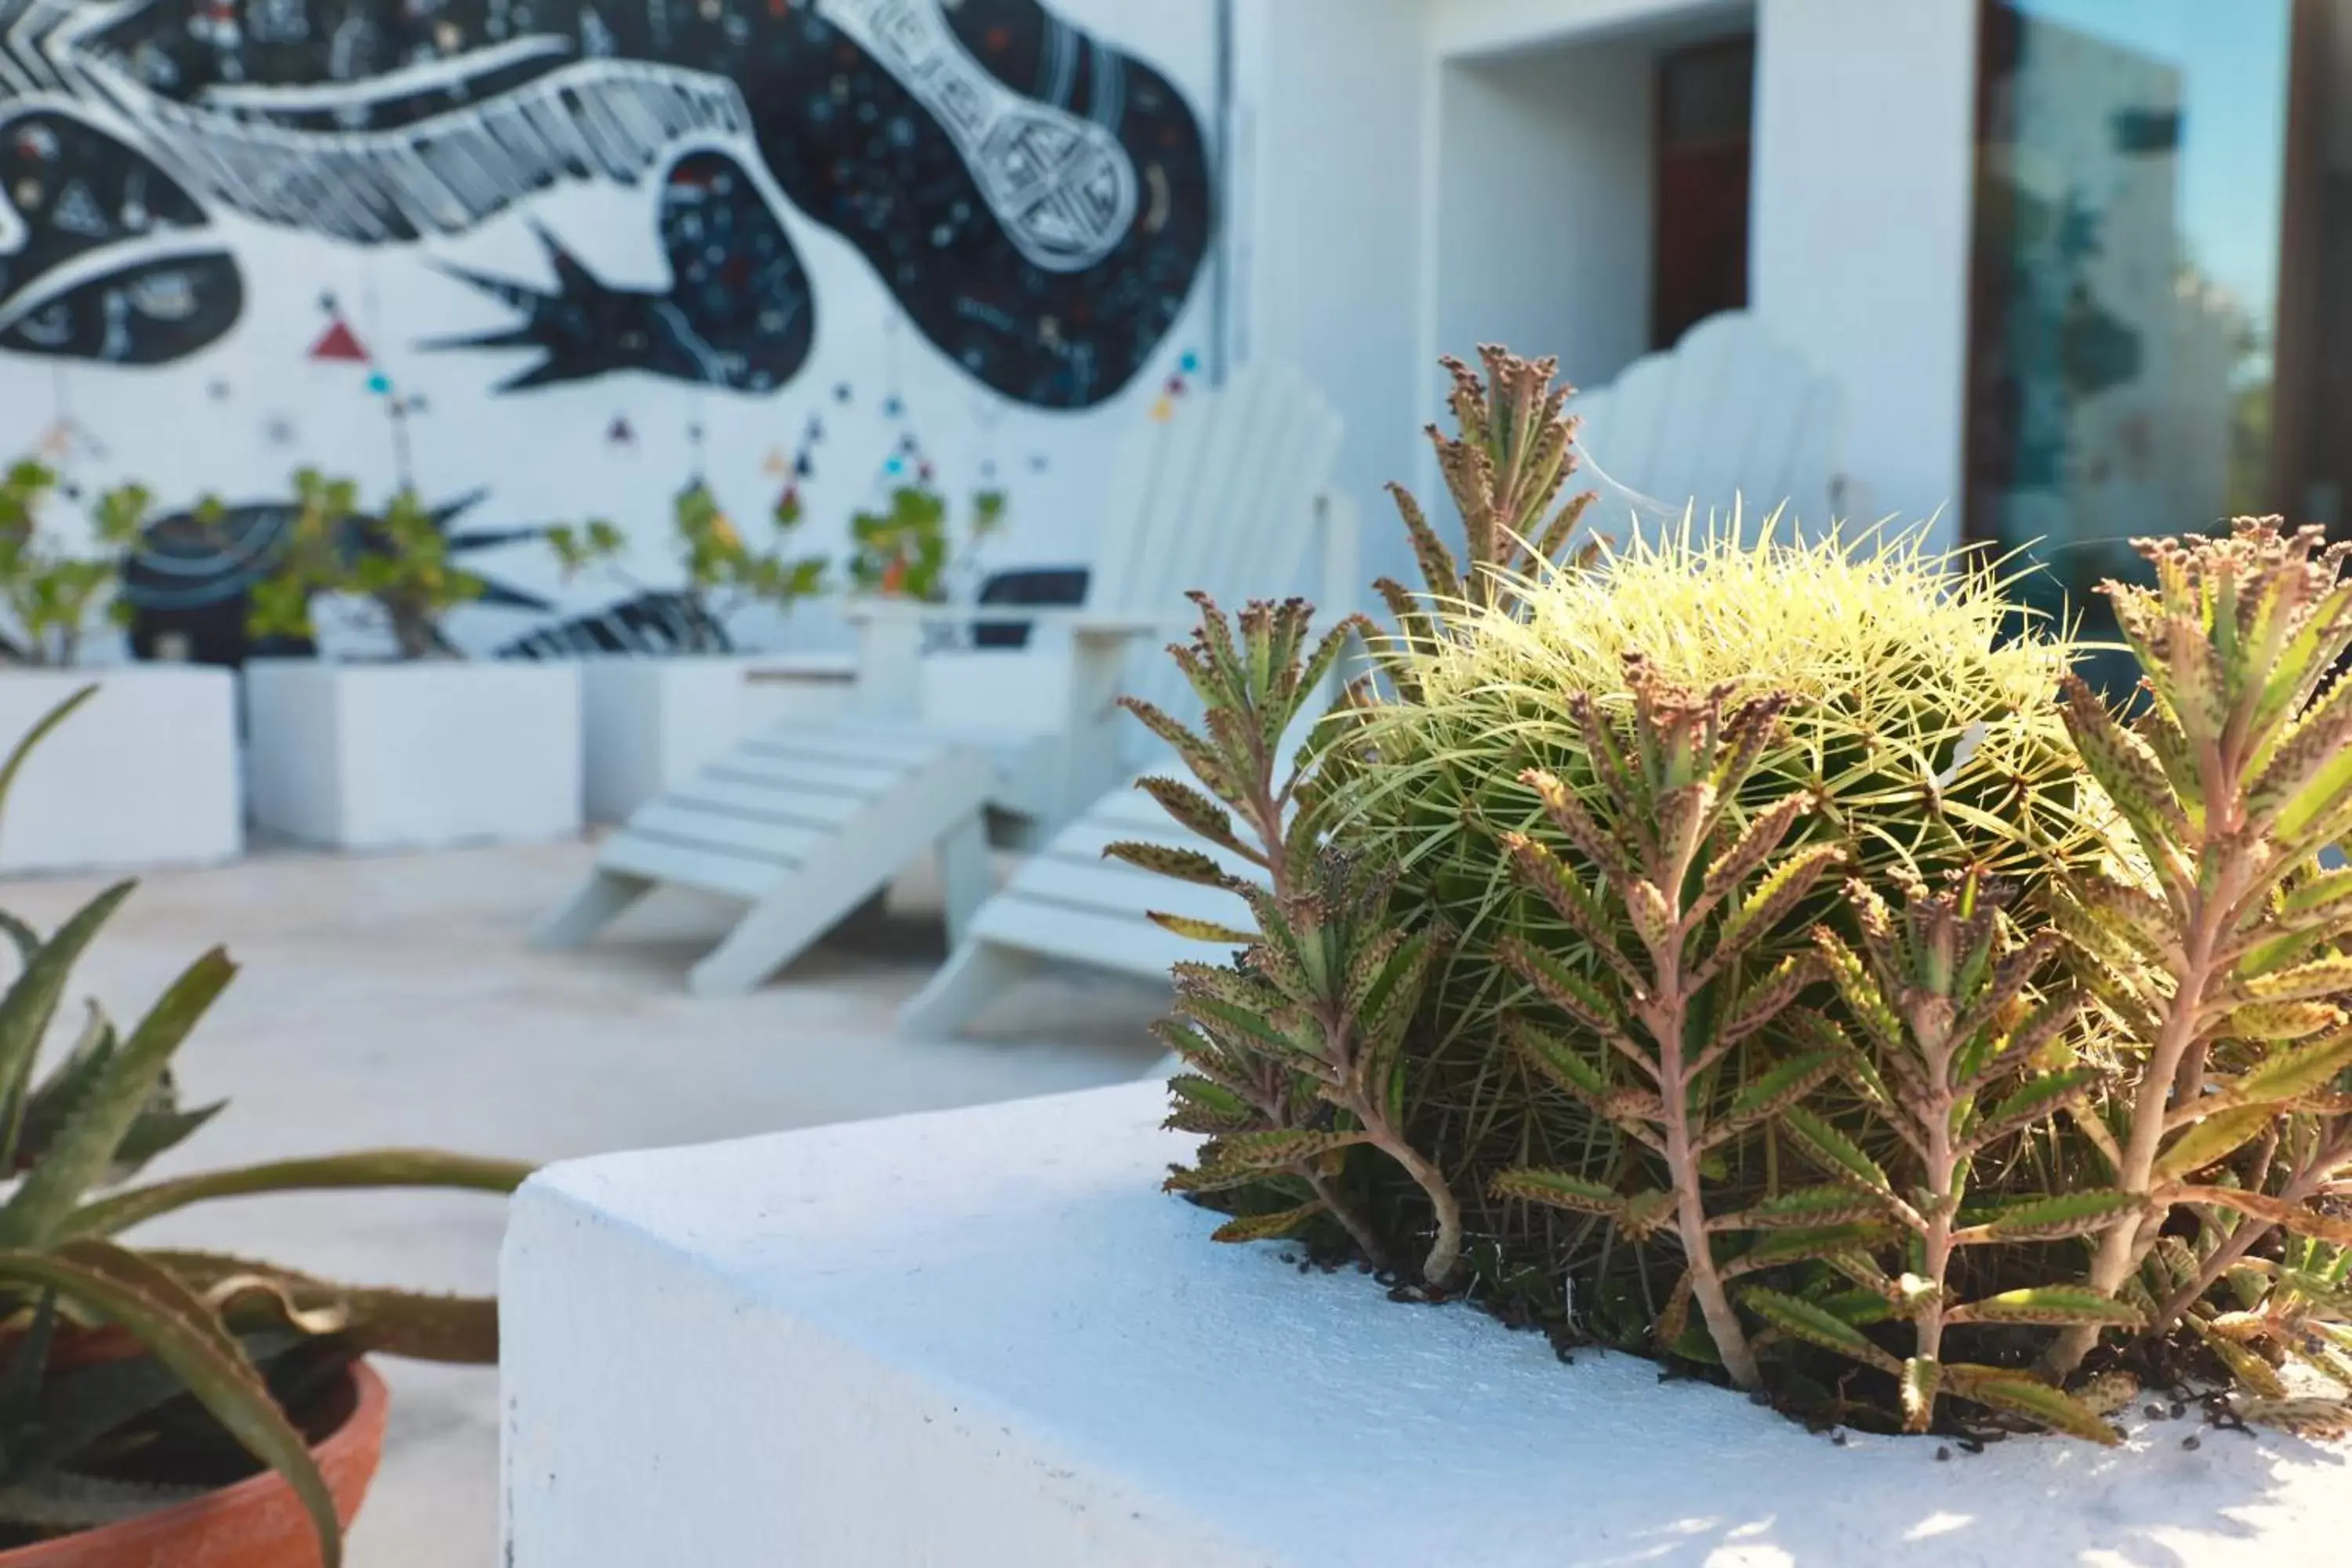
<box><xmin>0</xmin><ymin>0</ymin><xmax>1213</xmax><ymax>408</ymax></box>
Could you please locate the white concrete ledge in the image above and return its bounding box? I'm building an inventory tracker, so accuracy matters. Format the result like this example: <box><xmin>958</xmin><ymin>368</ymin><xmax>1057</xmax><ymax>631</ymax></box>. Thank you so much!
<box><xmin>501</xmin><ymin>1083</ymin><xmax>2350</xmax><ymax>1567</ymax></box>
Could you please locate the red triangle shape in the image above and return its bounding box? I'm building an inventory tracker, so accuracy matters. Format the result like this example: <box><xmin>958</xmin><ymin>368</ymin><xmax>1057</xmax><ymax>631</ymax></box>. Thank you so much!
<box><xmin>307</xmin><ymin>319</ymin><xmax>371</xmax><ymax>363</ymax></box>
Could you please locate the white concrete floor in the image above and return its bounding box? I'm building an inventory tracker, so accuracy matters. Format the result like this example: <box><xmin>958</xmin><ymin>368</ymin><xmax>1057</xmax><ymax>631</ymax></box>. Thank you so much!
<box><xmin>1</xmin><ymin>839</ymin><xmax>1167</xmax><ymax>1565</ymax></box>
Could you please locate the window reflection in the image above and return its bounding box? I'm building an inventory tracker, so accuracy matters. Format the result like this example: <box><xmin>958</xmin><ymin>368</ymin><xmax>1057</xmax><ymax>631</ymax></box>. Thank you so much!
<box><xmin>1965</xmin><ymin>0</ymin><xmax>2293</xmax><ymax>694</ymax></box>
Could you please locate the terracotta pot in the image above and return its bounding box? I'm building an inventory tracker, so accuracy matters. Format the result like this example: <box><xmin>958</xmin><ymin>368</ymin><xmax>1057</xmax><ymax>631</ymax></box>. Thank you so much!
<box><xmin>0</xmin><ymin>1359</ymin><xmax>387</xmax><ymax>1568</ymax></box>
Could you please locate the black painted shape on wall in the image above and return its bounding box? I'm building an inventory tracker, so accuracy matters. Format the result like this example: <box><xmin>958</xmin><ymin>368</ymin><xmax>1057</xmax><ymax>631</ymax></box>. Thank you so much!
<box><xmin>0</xmin><ymin>107</ymin><xmax>241</xmax><ymax>363</ymax></box>
<box><xmin>424</xmin><ymin>151</ymin><xmax>814</xmax><ymax>394</ymax></box>
<box><xmin>0</xmin><ymin>0</ymin><xmax>1212</xmax><ymax>409</ymax></box>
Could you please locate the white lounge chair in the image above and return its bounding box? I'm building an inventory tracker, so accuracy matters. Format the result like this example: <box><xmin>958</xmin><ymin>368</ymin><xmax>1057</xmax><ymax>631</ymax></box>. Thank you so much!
<box><xmin>899</xmin><ymin>310</ymin><xmax>1848</xmax><ymax>1042</ymax></box>
<box><xmin>534</xmin><ymin>361</ymin><xmax>1348</xmax><ymax>996</ymax></box>
<box><xmin>1571</xmin><ymin>309</ymin><xmax>1854</xmax><ymax>537</ymax></box>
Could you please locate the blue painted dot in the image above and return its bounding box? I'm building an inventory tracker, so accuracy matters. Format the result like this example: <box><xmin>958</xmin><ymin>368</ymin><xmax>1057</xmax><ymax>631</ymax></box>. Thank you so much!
<box><xmin>365</xmin><ymin>372</ymin><xmax>392</xmax><ymax>394</ymax></box>
<box><xmin>884</xmin><ymin>456</ymin><xmax>906</xmax><ymax>477</ymax></box>
<box><xmin>1179</xmin><ymin>350</ymin><xmax>1201</xmax><ymax>375</ymax></box>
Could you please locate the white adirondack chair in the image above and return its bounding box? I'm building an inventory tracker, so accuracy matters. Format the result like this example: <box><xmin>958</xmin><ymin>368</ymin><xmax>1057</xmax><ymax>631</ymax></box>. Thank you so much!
<box><xmin>1570</xmin><ymin>310</ymin><xmax>1854</xmax><ymax>542</ymax></box>
<box><xmin>533</xmin><ymin>361</ymin><xmax>1347</xmax><ymax>996</ymax></box>
<box><xmin>900</xmin><ymin>310</ymin><xmax>1849</xmax><ymax>1044</ymax></box>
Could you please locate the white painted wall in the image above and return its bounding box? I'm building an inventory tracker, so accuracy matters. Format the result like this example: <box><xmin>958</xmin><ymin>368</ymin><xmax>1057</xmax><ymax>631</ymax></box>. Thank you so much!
<box><xmin>1749</xmin><ymin>0</ymin><xmax>1981</xmax><ymax>544</ymax></box>
<box><xmin>1432</xmin><ymin>38</ymin><xmax>1657</xmax><ymax>409</ymax></box>
<box><xmin>1229</xmin><ymin>0</ymin><xmax>1432</xmax><ymax>594</ymax></box>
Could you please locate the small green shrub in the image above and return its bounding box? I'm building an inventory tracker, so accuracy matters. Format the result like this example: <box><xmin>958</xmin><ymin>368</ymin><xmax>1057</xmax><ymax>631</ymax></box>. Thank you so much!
<box><xmin>847</xmin><ymin>485</ymin><xmax>1006</xmax><ymax>602</ymax></box>
<box><xmin>1127</xmin><ymin>344</ymin><xmax>2352</xmax><ymax>1443</ymax></box>
<box><xmin>246</xmin><ymin>470</ymin><xmax>535</xmax><ymax>661</ymax></box>
<box><xmin>0</xmin><ymin>459</ymin><xmax>152</xmax><ymax>668</ymax></box>
<box><xmin>547</xmin><ymin>483</ymin><xmax>827</xmax><ymax>649</ymax></box>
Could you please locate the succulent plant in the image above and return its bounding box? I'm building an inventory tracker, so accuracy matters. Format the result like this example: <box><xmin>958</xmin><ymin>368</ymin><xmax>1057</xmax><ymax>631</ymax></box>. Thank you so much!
<box><xmin>1112</xmin><ymin>595</ymin><xmax>1465</xmax><ymax>1285</ymax></box>
<box><xmin>2042</xmin><ymin>520</ymin><xmax>2352</xmax><ymax>1382</ymax></box>
<box><xmin>0</xmin><ymin>688</ymin><xmax>532</xmax><ymax>1563</ymax></box>
<box><xmin>0</xmin><ymin>459</ymin><xmax>153</xmax><ymax>668</ymax></box>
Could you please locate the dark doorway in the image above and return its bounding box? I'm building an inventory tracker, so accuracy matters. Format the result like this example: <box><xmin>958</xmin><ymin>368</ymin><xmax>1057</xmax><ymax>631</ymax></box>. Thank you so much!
<box><xmin>1653</xmin><ymin>35</ymin><xmax>1755</xmax><ymax>350</ymax></box>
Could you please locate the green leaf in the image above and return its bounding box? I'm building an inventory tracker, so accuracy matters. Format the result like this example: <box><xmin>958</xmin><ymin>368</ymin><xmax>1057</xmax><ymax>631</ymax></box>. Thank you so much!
<box><xmin>2235</xmin><ymin>953</ymin><xmax>2352</xmax><ymax>1007</ymax></box>
<box><xmin>2152</xmin><ymin>1103</ymin><xmax>2281</xmax><ymax>1184</ymax></box>
<box><xmin>1715</xmin><ymin>1185</ymin><xmax>1890</xmax><ymax>1231</ymax></box>
<box><xmin>1966</xmin><ymin>1067</ymin><xmax>2104</xmax><ymax>1151</ymax></box>
<box><xmin>1965</xmin><ymin>1189</ymin><xmax>2146</xmax><ymax>1243</ymax></box>
<box><xmin>1779</xmin><ymin>1105</ymin><xmax>1893</xmax><ymax>1193</ymax></box>
<box><xmin>1741</xmin><ymin>1286</ymin><xmax>1900</xmax><ymax>1372</ymax></box>
<box><xmin>0</xmin><ymin>947</ymin><xmax>235</xmax><ymax>1249</ymax></box>
<box><xmin>1719</xmin><ymin>1050</ymin><xmax>1843</xmax><ymax>1134</ymax></box>
<box><xmin>142</xmin><ymin>1250</ymin><xmax>503</xmax><ymax>1364</ymax></box>
<box><xmin>1505</xmin><ymin>1019</ymin><xmax>1612</xmax><ymax>1103</ymax></box>
<box><xmin>1202</xmin><ymin>1128</ymin><xmax>1366</xmax><ymax>1173</ymax></box>
<box><xmin>2231</xmin><ymin>1030</ymin><xmax>2352</xmax><ymax>1106</ymax></box>
<box><xmin>1939</xmin><ymin>1365</ymin><xmax>2120</xmax><ymax>1445</ymax></box>
<box><xmin>1146</xmin><ymin>913</ymin><xmax>1259</xmax><ymax>946</ymax></box>
<box><xmin>1104</xmin><ymin>840</ymin><xmax>1240</xmax><ymax>890</ymax></box>
<box><xmin>1708</xmin><ymin>844</ymin><xmax>1845</xmax><ymax>974</ymax></box>
<box><xmin>1210</xmin><ymin>1202</ymin><xmax>1327</xmax><ymax>1244</ymax></box>
<box><xmin>0</xmin><ymin>881</ymin><xmax>136</xmax><ymax>1123</ymax></box>
<box><xmin>1488</xmin><ymin>1169</ymin><xmax>1623</xmax><ymax>1218</ymax></box>
<box><xmin>1132</xmin><ymin>775</ymin><xmax>1254</xmax><ymax>858</ymax></box>
<box><xmin>65</xmin><ymin>1149</ymin><xmax>535</xmax><ymax>1240</ymax></box>
<box><xmin>1953</xmin><ymin>1287</ymin><xmax>2147</xmax><ymax>1329</ymax></box>
<box><xmin>0</xmin><ymin>684</ymin><xmax>96</xmax><ymax>830</ymax></box>
<box><xmin>0</xmin><ymin>1240</ymin><xmax>343</xmax><ymax>1565</ymax></box>
<box><xmin>1497</xmin><ymin>938</ymin><xmax>1624</xmax><ymax>1038</ymax></box>
<box><xmin>1724</xmin><ymin>1223</ymin><xmax>1893</xmax><ymax>1276</ymax></box>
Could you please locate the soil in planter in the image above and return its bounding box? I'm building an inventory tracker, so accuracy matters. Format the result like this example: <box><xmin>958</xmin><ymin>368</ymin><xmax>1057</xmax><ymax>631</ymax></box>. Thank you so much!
<box><xmin>0</xmin><ymin>1336</ymin><xmax>359</xmax><ymax>1550</ymax></box>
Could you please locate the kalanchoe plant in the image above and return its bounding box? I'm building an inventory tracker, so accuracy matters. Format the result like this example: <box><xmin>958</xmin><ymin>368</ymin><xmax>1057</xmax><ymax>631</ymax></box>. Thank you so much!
<box><xmin>2045</xmin><ymin>520</ymin><xmax>2352</xmax><ymax>1380</ymax></box>
<box><xmin>0</xmin><ymin>688</ymin><xmax>533</xmax><ymax>1563</ymax></box>
<box><xmin>547</xmin><ymin>482</ymin><xmax>826</xmax><ymax>652</ymax></box>
<box><xmin>1376</xmin><ymin>346</ymin><xmax>1596</xmax><ymax>640</ymax></box>
<box><xmin>1769</xmin><ymin>872</ymin><xmax>2136</xmax><ymax>1444</ymax></box>
<box><xmin>1487</xmin><ymin>659</ymin><xmax>1844</xmax><ymax>1387</ymax></box>
<box><xmin>1113</xmin><ymin>596</ymin><xmax>1465</xmax><ymax>1287</ymax></box>
<box><xmin>0</xmin><ymin>459</ymin><xmax>153</xmax><ymax>667</ymax></box>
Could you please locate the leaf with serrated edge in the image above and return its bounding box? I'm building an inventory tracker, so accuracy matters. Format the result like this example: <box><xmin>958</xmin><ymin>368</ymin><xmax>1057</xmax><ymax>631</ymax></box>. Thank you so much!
<box><xmin>1210</xmin><ymin>1202</ymin><xmax>1327</xmax><ymax>1244</ymax></box>
<box><xmin>1489</xmin><ymin>1169</ymin><xmax>1622</xmax><ymax>1217</ymax></box>
<box><xmin>1950</xmin><ymin>1287</ymin><xmax>2146</xmax><ymax>1328</ymax></box>
<box><xmin>2153</xmin><ymin>1104</ymin><xmax>2281</xmax><ymax>1183</ymax></box>
<box><xmin>0</xmin><ymin>1240</ymin><xmax>343</xmax><ymax>1563</ymax></box>
<box><xmin>1740</xmin><ymin>1287</ymin><xmax>1901</xmax><ymax>1372</ymax></box>
<box><xmin>1780</xmin><ymin>1105</ymin><xmax>1893</xmax><ymax>1192</ymax></box>
<box><xmin>1147</xmin><ymin>913</ymin><xmax>1258</xmax><ymax>946</ymax></box>
<box><xmin>1940</xmin><ymin>1365</ymin><xmax>2120</xmax><ymax>1445</ymax></box>
<box><xmin>1962</xmin><ymin>1189</ymin><xmax>2145</xmax><ymax>1243</ymax></box>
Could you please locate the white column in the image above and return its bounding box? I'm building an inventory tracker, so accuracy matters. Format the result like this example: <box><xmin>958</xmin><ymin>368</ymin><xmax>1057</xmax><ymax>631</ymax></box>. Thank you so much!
<box><xmin>1750</xmin><ymin>0</ymin><xmax>1982</xmax><ymax>548</ymax></box>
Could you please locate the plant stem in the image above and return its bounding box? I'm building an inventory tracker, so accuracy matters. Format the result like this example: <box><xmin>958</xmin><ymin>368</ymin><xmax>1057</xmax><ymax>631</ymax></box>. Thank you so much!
<box><xmin>1301</xmin><ymin>1164</ymin><xmax>1392</xmax><ymax>1272</ymax></box>
<box><xmin>2048</xmin><ymin>909</ymin><xmax>2226</xmax><ymax>1377</ymax></box>
<box><xmin>2151</xmin><ymin>1122</ymin><xmax>2351</xmax><ymax>1334</ymax></box>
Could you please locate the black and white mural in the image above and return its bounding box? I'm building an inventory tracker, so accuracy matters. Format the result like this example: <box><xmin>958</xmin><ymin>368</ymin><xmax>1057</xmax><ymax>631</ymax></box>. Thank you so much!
<box><xmin>0</xmin><ymin>0</ymin><xmax>1217</xmax><ymax>654</ymax></box>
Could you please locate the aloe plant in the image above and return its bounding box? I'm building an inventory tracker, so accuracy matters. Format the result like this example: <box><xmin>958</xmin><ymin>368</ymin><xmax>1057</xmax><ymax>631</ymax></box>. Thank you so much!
<box><xmin>0</xmin><ymin>688</ymin><xmax>532</xmax><ymax>1563</ymax></box>
<box><xmin>2045</xmin><ymin>519</ymin><xmax>2352</xmax><ymax>1379</ymax></box>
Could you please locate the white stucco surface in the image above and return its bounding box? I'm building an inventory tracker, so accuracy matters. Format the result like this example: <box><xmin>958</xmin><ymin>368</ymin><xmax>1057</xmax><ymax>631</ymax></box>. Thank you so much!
<box><xmin>503</xmin><ymin>1080</ymin><xmax>2351</xmax><ymax>1567</ymax></box>
<box><xmin>244</xmin><ymin>659</ymin><xmax>583</xmax><ymax>850</ymax></box>
<box><xmin>0</xmin><ymin>666</ymin><xmax>241</xmax><ymax>874</ymax></box>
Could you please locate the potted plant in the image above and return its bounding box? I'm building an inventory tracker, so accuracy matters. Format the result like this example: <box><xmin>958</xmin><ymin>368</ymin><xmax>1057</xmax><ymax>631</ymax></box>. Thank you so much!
<box><xmin>240</xmin><ymin>470</ymin><xmax>593</xmax><ymax>851</ymax></box>
<box><xmin>0</xmin><ymin>688</ymin><xmax>531</xmax><ymax>1566</ymax></box>
<box><xmin>546</xmin><ymin>485</ymin><xmax>848</xmax><ymax>822</ymax></box>
<box><xmin>1119</xmin><ymin>347</ymin><xmax>2352</xmax><ymax>1444</ymax></box>
<box><xmin>839</xmin><ymin>484</ymin><xmax>1030</xmax><ymax>724</ymax></box>
<box><xmin>0</xmin><ymin>461</ymin><xmax>240</xmax><ymax>876</ymax></box>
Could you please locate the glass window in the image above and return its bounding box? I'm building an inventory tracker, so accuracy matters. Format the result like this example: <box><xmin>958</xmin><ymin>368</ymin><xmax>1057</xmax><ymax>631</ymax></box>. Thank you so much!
<box><xmin>1965</xmin><ymin>0</ymin><xmax>2295</xmax><ymax>692</ymax></box>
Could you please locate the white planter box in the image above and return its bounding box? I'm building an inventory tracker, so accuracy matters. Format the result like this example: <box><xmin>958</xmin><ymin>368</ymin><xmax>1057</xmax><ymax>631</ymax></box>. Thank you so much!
<box><xmin>245</xmin><ymin>659</ymin><xmax>582</xmax><ymax>851</ymax></box>
<box><xmin>579</xmin><ymin>655</ymin><xmax>854</xmax><ymax>824</ymax></box>
<box><xmin>501</xmin><ymin>1083</ymin><xmax>2350</xmax><ymax>1568</ymax></box>
<box><xmin>0</xmin><ymin>666</ymin><xmax>241</xmax><ymax>875</ymax></box>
